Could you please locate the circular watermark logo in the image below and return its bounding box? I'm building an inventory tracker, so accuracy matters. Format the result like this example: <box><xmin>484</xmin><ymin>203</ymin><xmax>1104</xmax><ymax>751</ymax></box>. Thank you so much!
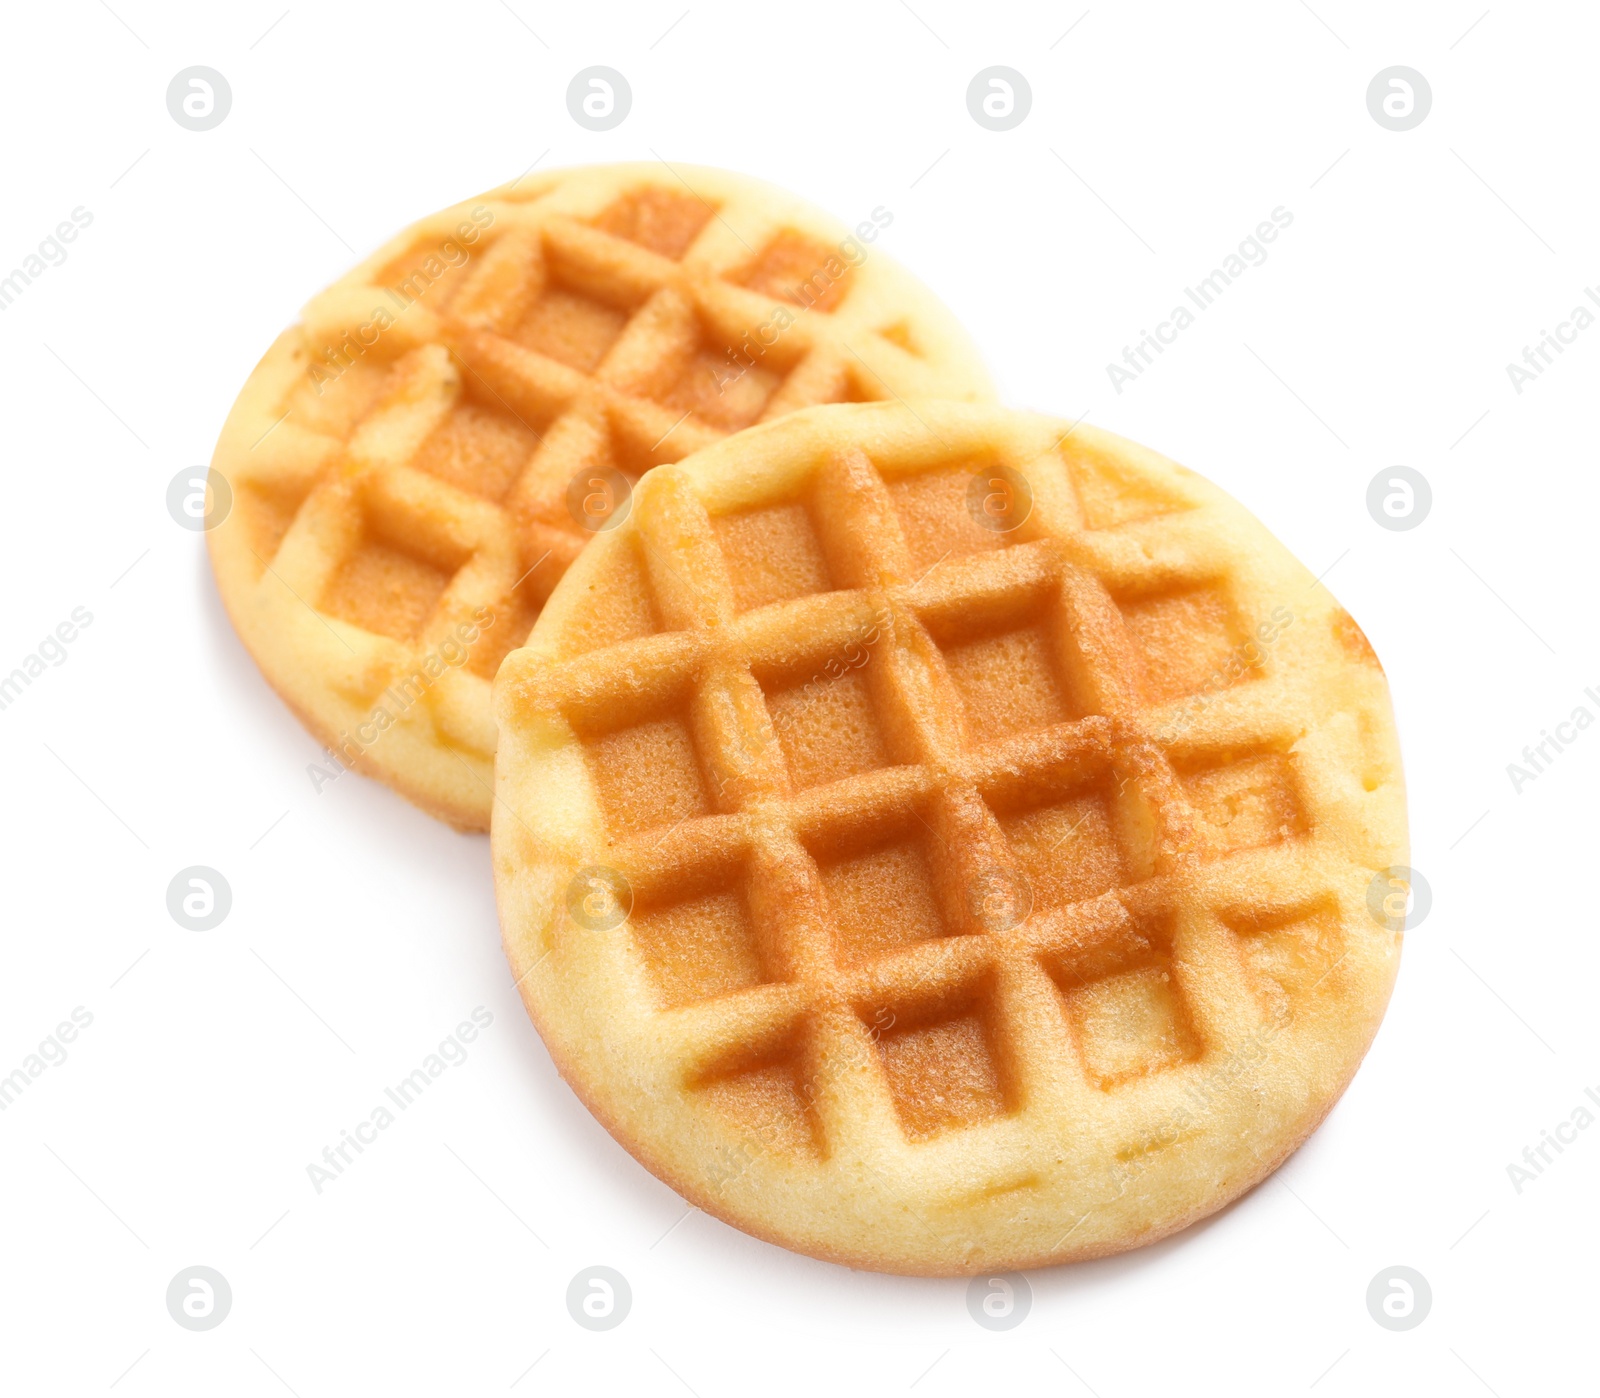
<box><xmin>166</xmin><ymin>1266</ymin><xmax>232</xmax><ymax>1331</ymax></box>
<box><xmin>1366</xmin><ymin>466</ymin><xmax>1431</xmax><ymax>532</ymax></box>
<box><xmin>167</xmin><ymin>867</ymin><xmax>232</xmax><ymax>931</ymax></box>
<box><xmin>167</xmin><ymin>468</ymin><xmax>232</xmax><ymax>531</ymax></box>
<box><xmin>1366</xmin><ymin>865</ymin><xmax>1430</xmax><ymax>932</ymax></box>
<box><xmin>1366</xmin><ymin>67</ymin><xmax>1431</xmax><ymax>132</ymax></box>
<box><xmin>966</xmin><ymin>1272</ymin><xmax>1032</xmax><ymax>1330</ymax></box>
<box><xmin>567</xmin><ymin>1265</ymin><xmax>631</xmax><ymax>1330</ymax></box>
<box><xmin>567</xmin><ymin>866</ymin><xmax>633</xmax><ymax>931</ymax></box>
<box><xmin>1366</xmin><ymin>1265</ymin><xmax>1431</xmax><ymax>1330</ymax></box>
<box><xmin>567</xmin><ymin>67</ymin><xmax>631</xmax><ymax>131</ymax></box>
<box><xmin>566</xmin><ymin>467</ymin><xmax>632</xmax><ymax>532</ymax></box>
<box><xmin>967</xmin><ymin>67</ymin><xmax>1032</xmax><ymax>131</ymax></box>
<box><xmin>166</xmin><ymin>67</ymin><xmax>232</xmax><ymax>132</ymax></box>
<box><xmin>968</xmin><ymin>865</ymin><xmax>1033</xmax><ymax>932</ymax></box>
<box><xmin>965</xmin><ymin>466</ymin><xmax>1033</xmax><ymax>534</ymax></box>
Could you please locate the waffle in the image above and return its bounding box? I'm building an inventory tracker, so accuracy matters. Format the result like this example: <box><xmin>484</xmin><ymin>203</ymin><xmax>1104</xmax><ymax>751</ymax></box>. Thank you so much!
<box><xmin>492</xmin><ymin>401</ymin><xmax>1407</xmax><ymax>1275</ymax></box>
<box><xmin>206</xmin><ymin>165</ymin><xmax>992</xmax><ymax>829</ymax></box>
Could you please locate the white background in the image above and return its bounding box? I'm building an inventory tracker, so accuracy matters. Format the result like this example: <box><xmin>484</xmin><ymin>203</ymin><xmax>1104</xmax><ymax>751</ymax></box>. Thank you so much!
<box><xmin>1</xmin><ymin>1</ymin><xmax>1594</xmax><ymax>1393</ymax></box>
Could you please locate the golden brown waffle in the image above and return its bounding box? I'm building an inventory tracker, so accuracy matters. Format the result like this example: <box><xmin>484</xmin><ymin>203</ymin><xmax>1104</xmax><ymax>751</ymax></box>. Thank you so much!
<box><xmin>492</xmin><ymin>401</ymin><xmax>1406</xmax><ymax>1275</ymax></box>
<box><xmin>207</xmin><ymin>165</ymin><xmax>992</xmax><ymax>828</ymax></box>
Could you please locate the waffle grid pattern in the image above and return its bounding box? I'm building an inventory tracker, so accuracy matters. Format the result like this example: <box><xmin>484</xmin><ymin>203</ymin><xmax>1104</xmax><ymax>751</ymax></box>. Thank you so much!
<box><xmin>212</xmin><ymin>167</ymin><xmax>991</xmax><ymax>827</ymax></box>
<box><xmin>505</xmin><ymin>427</ymin><xmax>1362</xmax><ymax>1189</ymax></box>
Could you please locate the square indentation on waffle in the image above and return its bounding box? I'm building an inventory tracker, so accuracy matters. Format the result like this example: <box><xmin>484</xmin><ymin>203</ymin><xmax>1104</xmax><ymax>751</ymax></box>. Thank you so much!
<box><xmin>691</xmin><ymin>1025</ymin><xmax>822</xmax><ymax>1160</ymax></box>
<box><xmin>552</xmin><ymin>533</ymin><xmax>662</xmax><ymax>661</ymax></box>
<box><xmin>865</xmin><ymin>974</ymin><xmax>1014</xmax><ymax>1140</ymax></box>
<box><xmin>238</xmin><ymin>479</ymin><xmax>314</xmax><ymax>568</ymax></box>
<box><xmin>591</xmin><ymin>187</ymin><xmax>716</xmax><ymax>261</ymax></box>
<box><xmin>1063</xmin><ymin>438</ymin><xmax>1193</xmax><ymax>530</ymax></box>
<box><xmin>512</xmin><ymin>263</ymin><xmax>631</xmax><ymax>373</ymax></box>
<box><xmin>578</xmin><ymin>699</ymin><xmax>714</xmax><ymax>838</ymax></box>
<box><xmin>1046</xmin><ymin>913</ymin><xmax>1199</xmax><ymax>1088</ymax></box>
<box><xmin>714</xmin><ymin>495</ymin><xmax>835</xmax><ymax>613</ymax></box>
<box><xmin>922</xmin><ymin>585</ymin><xmax>1083</xmax><ymax>747</ymax></box>
<box><xmin>989</xmin><ymin>768</ymin><xmax>1129</xmax><ymax>912</ymax></box>
<box><xmin>628</xmin><ymin>869</ymin><xmax>781</xmax><ymax>1010</ymax></box>
<box><xmin>810</xmin><ymin>805</ymin><xmax>960</xmax><ymax>966</ymax></box>
<box><xmin>733</xmin><ymin>229</ymin><xmax>853</xmax><ymax>312</ymax></box>
<box><xmin>876</xmin><ymin>320</ymin><xmax>921</xmax><ymax>358</ymax></box>
<box><xmin>885</xmin><ymin>462</ymin><xmax>1024</xmax><ymax>575</ymax></box>
<box><xmin>466</xmin><ymin>584</ymin><xmax>542</xmax><ymax>680</ymax></box>
<box><xmin>410</xmin><ymin>400</ymin><xmax>540</xmax><ymax>502</ymax></box>
<box><xmin>320</xmin><ymin>495</ymin><xmax>469</xmax><ymax>642</ymax></box>
<box><xmin>1113</xmin><ymin>580</ymin><xmax>1248</xmax><ymax>707</ymax></box>
<box><xmin>286</xmin><ymin>353</ymin><xmax>391</xmax><ymax>440</ymax></box>
<box><xmin>375</xmin><ymin>236</ymin><xmax>480</xmax><ymax>311</ymax></box>
<box><xmin>657</xmin><ymin>309</ymin><xmax>801</xmax><ymax>433</ymax></box>
<box><xmin>759</xmin><ymin>657</ymin><xmax>896</xmax><ymax>794</ymax></box>
<box><xmin>1177</xmin><ymin>749</ymin><xmax>1307</xmax><ymax>855</ymax></box>
<box><xmin>1222</xmin><ymin>898</ymin><xmax>1345</xmax><ymax>1020</ymax></box>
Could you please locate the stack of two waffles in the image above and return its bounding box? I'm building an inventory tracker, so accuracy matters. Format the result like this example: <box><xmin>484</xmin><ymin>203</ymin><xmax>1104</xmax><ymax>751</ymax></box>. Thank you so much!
<box><xmin>210</xmin><ymin>164</ymin><xmax>1405</xmax><ymax>1274</ymax></box>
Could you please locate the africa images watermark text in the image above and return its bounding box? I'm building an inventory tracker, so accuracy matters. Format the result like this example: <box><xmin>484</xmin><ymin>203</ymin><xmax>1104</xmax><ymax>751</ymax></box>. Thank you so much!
<box><xmin>308</xmin><ymin>607</ymin><xmax>494</xmax><ymax>792</ymax></box>
<box><xmin>307</xmin><ymin>205</ymin><xmax>495</xmax><ymax>394</ymax></box>
<box><xmin>1106</xmin><ymin>206</ymin><xmax>1294</xmax><ymax>394</ymax></box>
<box><xmin>306</xmin><ymin>1008</ymin><xmax>493</xmax><ymax>1193</ymax></box>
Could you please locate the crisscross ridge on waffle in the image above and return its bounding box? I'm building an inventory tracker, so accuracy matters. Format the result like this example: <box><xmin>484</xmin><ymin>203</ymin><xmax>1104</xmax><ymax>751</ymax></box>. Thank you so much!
<box><xmin>492</xmin><ymin>402</ymin><xmax>1406</xmax><ymax>1274</ymax></box>
<box><xmin>207</xmin><ymin>164</ymin><xmax>992</xmax><ymax>828</ymax></box>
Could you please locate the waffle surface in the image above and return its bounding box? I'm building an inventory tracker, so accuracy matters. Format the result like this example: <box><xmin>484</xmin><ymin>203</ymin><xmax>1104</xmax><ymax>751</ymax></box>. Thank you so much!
<box><xmin>207</xmin><ymin>164</ymin><xmax>992</xmax><ymax>828</ymax></box>
<box><xmin>492</xmin><ymin>401</ymin><xmax>1406</xmax><ymax>1275</ymax></box>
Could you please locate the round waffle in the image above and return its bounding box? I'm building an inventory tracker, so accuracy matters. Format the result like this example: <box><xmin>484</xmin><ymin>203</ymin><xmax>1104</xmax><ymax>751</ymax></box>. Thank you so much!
<box><xmin>492</xmin><ymin>400</ymin><xmax>1406</xmax><ymax>1275</ymax></box>
<box><xmin>207</xmin><ymin>164</ymin><xmax>993</xmax><ymax>829</ymax></box>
